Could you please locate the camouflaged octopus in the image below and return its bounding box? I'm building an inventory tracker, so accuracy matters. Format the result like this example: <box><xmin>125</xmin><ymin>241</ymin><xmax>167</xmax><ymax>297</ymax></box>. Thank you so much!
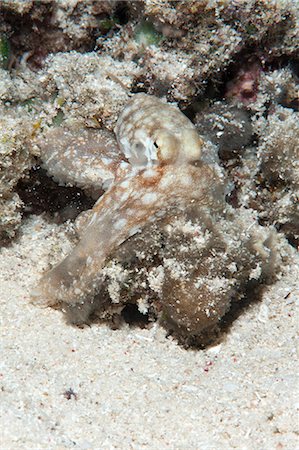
<box><xmin>33</xmin><ymin>94</ymin><xmax>281</xmax><ymax>345</ymax></box>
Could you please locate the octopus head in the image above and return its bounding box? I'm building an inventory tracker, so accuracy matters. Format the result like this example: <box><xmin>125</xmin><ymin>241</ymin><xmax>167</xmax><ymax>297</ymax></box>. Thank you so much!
<box><xmin>115</xmin><ymin>93</ymin><xmax>203</xmax><ymax>168</ymax></box>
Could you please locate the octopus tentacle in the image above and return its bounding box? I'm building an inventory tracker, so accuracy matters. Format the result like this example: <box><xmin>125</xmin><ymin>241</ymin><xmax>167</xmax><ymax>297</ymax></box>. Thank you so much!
<box><xmin>33</xmin><ymin>163</ymin><xmax>222</xmax><ymax>307</ymax></box>
<box><xmin>37</xmin><ymin>126</ymin><xmax>129</xmax><ymax>196</ymax></box>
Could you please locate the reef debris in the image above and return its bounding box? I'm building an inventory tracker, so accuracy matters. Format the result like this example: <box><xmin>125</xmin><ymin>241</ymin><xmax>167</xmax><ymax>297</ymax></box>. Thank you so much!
<box><xmin>0</xmin><ymin>108</ymin><xmax>37</xmax><ymax>239</ymax></box>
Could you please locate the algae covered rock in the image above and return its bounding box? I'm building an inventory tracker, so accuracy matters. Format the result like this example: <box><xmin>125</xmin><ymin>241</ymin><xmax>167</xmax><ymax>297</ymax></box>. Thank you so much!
<box><xmin>0</xmin><ymin>109</ymin><xmax>37</xmax><ymax>239</ymax></box>
<box><xmin>195</xmin><ymin>102</ymin><xmax>253</xmax><ymax>160</ymax></box>
<box><xmin>100</xmin><ymin>0</ymin><xmax>298</xmax><ymax>105</ymax></box>
<box><xmin>40</xmin><ymin>52</ymin><xmax>140</xmax><ymax>130</ymax></box>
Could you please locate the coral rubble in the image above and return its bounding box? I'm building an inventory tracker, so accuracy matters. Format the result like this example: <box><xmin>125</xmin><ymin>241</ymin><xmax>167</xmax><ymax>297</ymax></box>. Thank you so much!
<box><xmin>0</xmin><ymin>108</ymin><xmax>36</xmax><ymax>239</ymax></box>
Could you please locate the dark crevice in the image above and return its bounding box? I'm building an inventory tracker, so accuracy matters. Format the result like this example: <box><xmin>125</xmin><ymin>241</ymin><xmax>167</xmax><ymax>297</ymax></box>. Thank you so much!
<box><xmin>114</xmin><ymin>1</ymin><xmax>131</xmax><ymax>25</ymax></box>
<box><xmin>121</xmin><ymin>303</ymin><xmax>150</xmax><ymax>328</ymax></box>
<box><xmin>17</xmin><ymin>164</ymin><xmax>95</xmax><ymax>223</ymax></box>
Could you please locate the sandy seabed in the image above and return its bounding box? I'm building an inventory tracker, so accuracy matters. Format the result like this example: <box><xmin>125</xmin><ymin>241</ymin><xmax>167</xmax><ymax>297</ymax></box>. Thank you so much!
<box><xmin>0</xmin><ymin>215</ymin><xmax>298</xmax><ymax>450</ymax></box>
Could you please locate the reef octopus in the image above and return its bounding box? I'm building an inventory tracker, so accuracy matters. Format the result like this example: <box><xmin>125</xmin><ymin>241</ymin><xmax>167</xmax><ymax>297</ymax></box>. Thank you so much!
<box><xmin>32</xmin><ymin>94</ymin><xmax>282</xmax><ymax>346</ymax></box>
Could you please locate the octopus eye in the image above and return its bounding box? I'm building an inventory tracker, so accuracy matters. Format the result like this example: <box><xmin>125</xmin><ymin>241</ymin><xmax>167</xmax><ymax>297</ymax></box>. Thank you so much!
<box><xmin>155</xmin><ymin>131</ymin><xmax>178</xmax><ymax>164</ymax></box>
<box><xmin>180</xmin><ymin>129</ymin><xmax>203</xmax><ymax>163</ymax></box>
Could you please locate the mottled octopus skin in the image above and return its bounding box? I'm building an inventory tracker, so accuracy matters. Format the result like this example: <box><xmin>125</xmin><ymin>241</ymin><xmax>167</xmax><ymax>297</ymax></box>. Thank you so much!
<box><xmin>33</xmin><ymin>94</ymin><xmax>208</xmax><ymax>308</ymax></box>
<box><xmin>38</xmin><ymin>126</ymin><xmax>129</xmax><ymax>196</ymax></box>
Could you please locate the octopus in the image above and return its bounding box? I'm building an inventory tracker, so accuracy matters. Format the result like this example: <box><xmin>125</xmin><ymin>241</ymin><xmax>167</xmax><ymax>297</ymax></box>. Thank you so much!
<box><xmin>32</xmin><ymin>94</ymin><xmax>281</xmax><ymax>346</ymax></box>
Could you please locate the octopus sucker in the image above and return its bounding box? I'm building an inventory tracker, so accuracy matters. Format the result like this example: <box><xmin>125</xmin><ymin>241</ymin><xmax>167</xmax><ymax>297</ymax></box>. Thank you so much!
<box><xmin>32</xmin><ymin>94</ymin><xmax>285</xmax><ymax>345</ymax></box>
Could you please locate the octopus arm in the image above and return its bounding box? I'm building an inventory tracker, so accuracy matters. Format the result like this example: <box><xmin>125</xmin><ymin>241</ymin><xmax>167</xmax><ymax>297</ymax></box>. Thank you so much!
<box><xmin>32</xmin><ymin>164</ymin><xmax>222</xmax><ymax>308</ymax></box>
<box><xmin>36</xmin><ymin>126</ymin><xmax>129</xmax><ymax>194</ymax></box>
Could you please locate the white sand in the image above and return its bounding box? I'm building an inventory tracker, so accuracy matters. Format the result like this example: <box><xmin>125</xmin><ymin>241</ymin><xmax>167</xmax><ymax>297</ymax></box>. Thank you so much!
<box><xmin>0</xmin><ymin>216</ymin><xmax>298</xmax><ymax>449</ymax></box>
